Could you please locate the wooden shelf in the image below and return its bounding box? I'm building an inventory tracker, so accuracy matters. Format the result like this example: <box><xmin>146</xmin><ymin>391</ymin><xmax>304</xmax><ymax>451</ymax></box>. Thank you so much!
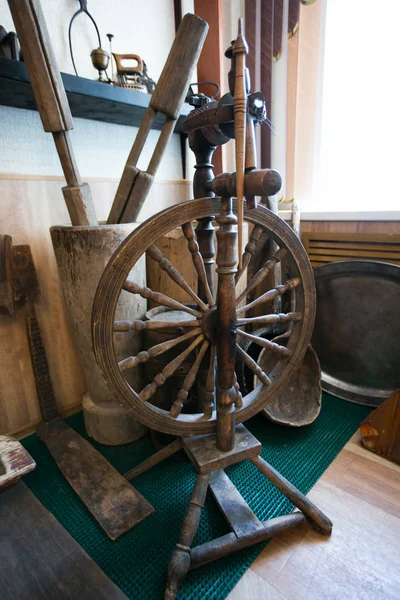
<box><xmin>0</xmin><ymin>58</ymin><xmax>191</xmax><ymax>132</ymax></box>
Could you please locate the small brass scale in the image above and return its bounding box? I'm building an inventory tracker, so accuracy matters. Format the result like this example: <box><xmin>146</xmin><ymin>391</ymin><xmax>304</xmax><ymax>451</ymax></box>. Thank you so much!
<box><xmin>92</xmin><ymin>21</ymin><xmax>332</xmax><ymax>600</ymax></box>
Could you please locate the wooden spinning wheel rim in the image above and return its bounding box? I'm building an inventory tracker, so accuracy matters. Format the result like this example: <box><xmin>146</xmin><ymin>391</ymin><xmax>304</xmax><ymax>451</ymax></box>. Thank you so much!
<box><xmin>92</xmin><ymin>198</ymin><xmax>315</xmax><ymax>436</ymax></box>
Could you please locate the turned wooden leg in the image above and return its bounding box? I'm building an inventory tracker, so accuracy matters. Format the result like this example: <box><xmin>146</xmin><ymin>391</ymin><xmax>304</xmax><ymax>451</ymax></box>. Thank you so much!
<box><xmin>251</xmin><ymin>455</ymin><xmax>333</xmax><ymax>535</ymax></box>
<box><xmin>215</xmin><ymin>197</ymin><xmax>238</xmax><ymax>452</ymax></box>
<box><xmin>165</xmin><ymin>473</ymin><xmax>210</xmax><ymax>600</ymax></box>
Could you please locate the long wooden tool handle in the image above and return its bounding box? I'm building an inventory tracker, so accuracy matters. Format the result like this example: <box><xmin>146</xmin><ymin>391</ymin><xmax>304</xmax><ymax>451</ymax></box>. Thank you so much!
<box><xmin>107</xmin><ymin>13</ymin><xmax>208</xmax><ymax>224</ymax></box>
<box><xmin>8</xmin><ymin>0</ymin><xmax>98</xmax><ymax>226</ymax></box>
<box><xmin>149</xmin><ymin>14</ymin><xmax>208</xmax><ymax>120</ymax></box>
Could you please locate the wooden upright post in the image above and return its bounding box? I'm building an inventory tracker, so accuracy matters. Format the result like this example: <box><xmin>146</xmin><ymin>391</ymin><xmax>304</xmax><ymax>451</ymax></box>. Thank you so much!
<box><xmin>215</xmin><ymin>197</ymin><xmax>238</xmax><ymax>451</ymax></box>
<box><xmin>194</xmin><ymin>0</ymin><xmax>224</xmax><ymax>175</ymax></box>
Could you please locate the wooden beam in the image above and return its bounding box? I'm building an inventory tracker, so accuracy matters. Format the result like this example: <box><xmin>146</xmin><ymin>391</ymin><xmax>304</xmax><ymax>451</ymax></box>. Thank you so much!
<box><xmin>194</xmin><ymin>0</ymin><xmax>224</xmax><ymax>174</ymax></box>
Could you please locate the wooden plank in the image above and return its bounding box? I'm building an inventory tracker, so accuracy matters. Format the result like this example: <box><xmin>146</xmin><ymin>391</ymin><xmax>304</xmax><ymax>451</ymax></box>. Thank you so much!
<box><xmin>231</xmin><ymin>434</ymin><xmax>400</xmax><ymax>600</ymax></box>
<box><xmin>38</xmin><ymin>420</ymin><xmax>154</xmax><ymax>540</ymax></box>
<box><xmin>0</xmin><ymin>234</ymin><xmax>13</xmax><ymax>315</ymax></box>
<box><xmin>183</xmin><ymin>424</ymin><xmax>262</xmax><ymax>474</ymax></box>
<box><xmin>209</xmin><ymin>469</ymin><xmax>264</xmax><ymax>538</ymax></box>
<box><xmin>260</xmin><ymin>0</ymin><xmax>273</xmax><ymax>169</ymax></box>
<box><xmin>12</xmin><ymin>244</ymin><xmax>40</xmax><ymax>302</ymax></box>
<box><xmin>309</xmin><ymin>255</ymin><xmax>400</xmax><ymax>266</ymax></box>
<box><xmin>0</xmin><ymin>482</ymin><xmax>128</xmax><ymax>600</ymax></box>
<box><xmin>251</xmin><ymin>474</ymin><xmax>400</xmax><ymax>600</ymax></box>
<box><xmin>360</xmin><ymin>390</ymin><xmax>400</xmax><ymax>465</ymax></box>
<box><xmin>309</xmin><ymin>242</ymin><xmax>400</xmax><ymax>251</ymax></box>
<box><xmin>194</xmin><ymin>0</ymin><xmax>224</xmax><ymax>174</ymax></box>
<box><xmin>309</xmin><ymin>248</ymin><xmax>400</xmax><ymax>259</ymax></box>
<box><xmin>0</xmin><ymin>436</ymin><xmax>35</xmax><ymax>491</ymax></box>
<box><xmin>0</xmin><ymin>58</ymin><xmax>191</xmax><ymax>132</ymax></box>
<box><xmin>305</xmin><ymin>232</ymin><xmax>400</xmax><ymax>243</ymax></box>
<box><xmin>227</xmin><ymin>568</ymin><xmax>288</xmax><ymax>600</ymax></box>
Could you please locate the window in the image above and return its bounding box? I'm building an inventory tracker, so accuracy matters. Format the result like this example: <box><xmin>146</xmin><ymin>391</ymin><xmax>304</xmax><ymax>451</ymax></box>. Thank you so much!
<box><xmin>306</xmin><ymin>0</ymin><xmax>400</xmax><ymax>215</ymax></box>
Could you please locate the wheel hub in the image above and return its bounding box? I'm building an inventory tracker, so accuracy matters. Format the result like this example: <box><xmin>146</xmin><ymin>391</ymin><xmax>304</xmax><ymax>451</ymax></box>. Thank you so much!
<box><xmin>201</xmin><ymin>306</ymin><xmax>218</xmax><ymax>343</ymax></box>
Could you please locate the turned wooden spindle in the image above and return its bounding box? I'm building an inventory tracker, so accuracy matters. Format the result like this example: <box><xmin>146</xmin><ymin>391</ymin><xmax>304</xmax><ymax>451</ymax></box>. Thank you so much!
<box><xmin>181</xmin><ymin>222</ymin><xmax>215</xmax><ymax>307</ymax></box>
<box><xmin>147</xmin><ymin>243</ymin><xmax>208</xmax><ymax>311</ymax></box>
<box><xmin>204</xmin><ymin>345</ymin><xmax>216</xmax><ymax>419</ymax></box>
<box><xmin>235</xmin><ymin>344</ymin><xmax>271</xmax><ymax>386</ymax></box>
<box><xmin>237</xmin><ymin>311</ymin><xmax>302</xmax><ymax>327</ymax></box>
<box><xmin>233</xmin><ymin>372</ymin><xmax>243</xmax><ymax>409</ymax></box>
<box><xmin>215</xmin><ymin>197</ymin><xmax>238</xmax><ymax>451</ymax></box>
<box><xmin>233</xmin><ymin>19</ymin><xmax>249</xmax><ymax>270</ymax></box>
<box><xmin>139</xmin><ymin>335</ymin><xmax>205</xmax><ymax>402</ymax></box>
<box><xmin>245</xmin><ymin>116</ymin><xmax>257</xmax><ymax>208</ymax></box>
<box><xmin>118</xmin><ymin>328</ymin><xmax>201</xmax><ymax>372</ymax></box>
<box><xmin>113</xmin><ymin>319</ymin><xmax>200</xmax><ymax>332</ymax></box>
<box><xmin>170</xmin><ymin>339</ymin><xmax>210</xmax><ymax>417</ymax></box>
<box><xmin>235</xmin><ymin>224</ymin><xmax>264</xmax><ymax>285</ymax></box>
<box><xmin>237</xmin><ymin>328</ymin><xmax>291</xmax><ymax>357</ymax></box>
<box><xmin>236</xmin><ymin>247</ymin><xmax>287</xmax><ymax>304</ymax></box>
<box><xmin>123</xmin><ymin>279</ymin><xmax>203</xmax><ymax>318</ymax></box>
<box><xmin>188</xmin><ymin>128</ymin><xmax>217</xmax><ymax>301</ymax></box>
<box><xmin>237</xmin><ymin>276</ymin><xmax>301</xmax><ymax>315</ymax></box>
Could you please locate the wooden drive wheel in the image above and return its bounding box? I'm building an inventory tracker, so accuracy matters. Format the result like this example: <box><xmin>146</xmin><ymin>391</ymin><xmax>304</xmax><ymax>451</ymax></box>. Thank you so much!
<box><xmin>92</xmin><ymin>197</ymin><xmax>315</xmax><ymax>439</ymax></box>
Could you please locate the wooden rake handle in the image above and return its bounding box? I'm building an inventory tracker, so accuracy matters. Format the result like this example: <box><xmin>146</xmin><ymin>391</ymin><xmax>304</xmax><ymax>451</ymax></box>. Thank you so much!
<box><xmin>8</xmin><ymin>0</ymin><xmax>98</xmax><ymax>226</ymax></box>
<box><xmin>107</xmin><ymin>13</ymin><xmax>208</xmax><ymax>224</ymax></box>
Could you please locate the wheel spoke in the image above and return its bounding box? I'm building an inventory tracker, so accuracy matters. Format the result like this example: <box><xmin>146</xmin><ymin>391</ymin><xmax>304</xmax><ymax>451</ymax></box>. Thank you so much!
<box><xmin>236</xmin><ymin>248</ymin><xmax>287</xmax><ymax>305</ymax></box>
<box><xmin>182</xmin><ymin>221</ymin><xmax>215</xmax><ymax>307</ymax></box>
<box><xmin>170</xmin><ymin>339</ymin><xmax>210</xmax><ymax>417</ymax></box>
<box><xmin>118</xmin><ymin>328</ymin><xmax>202</xmax><ymax>372</ymax></box>
<box><xmin>285</xmin><ymin>286</ymin><xmax>297</xmax><ymax>337</ymax></box>
<box><xmin>113</xmin><ymin>318</ymin><xmax>200</xmax><ymax>332</ymax></box>
<box><xmin>204</xmin><ymin>345</ymin><xmax>216</xmax><ymax>419</ymax></box>
<box><xmin>237</xmin><ymin>329</ymin><xmax>291</xmax><ymax>357</ymax></box>
<box><xmin>236</xmin><ymin>344</ymin><xmax>271</xmax><ymax>386</ymax></box>
<box><xmin>237</xmin><ymin>311</ymin><xmax>302</xmax><ymax>327</ymax></box>
<box><xmin>236</xmin><ymin>277</ymin><xmax>301</xmax><ymax>315</ymax></box>
<box><xmin>123</xmin><ymin>279</ymin><xmax>203</xmax><ymax>318</ymax></box>
<box><xmin>147</xmin><ymin>243</ymin><xmax>208</xmax><ymax>312</ymax></box>
<box><xmin>235</xmin><ymin>225</ymin><xmax>264</xmax><ymax>285</ymax></box>
<box><xmin>139</xmin><ymin>335</ymin><xmax>205</xmax><ymax>402</ymax></box>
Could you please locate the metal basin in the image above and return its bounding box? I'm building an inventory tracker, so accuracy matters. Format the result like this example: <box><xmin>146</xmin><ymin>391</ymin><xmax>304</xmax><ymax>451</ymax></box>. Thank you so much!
<box><xmin>312</xmin><ymin>260</ymin><xmax>400</xmax><ymax>406</ymax></box>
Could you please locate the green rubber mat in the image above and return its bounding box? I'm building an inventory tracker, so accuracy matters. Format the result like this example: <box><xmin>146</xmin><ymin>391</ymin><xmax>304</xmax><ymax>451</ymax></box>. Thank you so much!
<box><xmin>22</xmin><ymin>393</ymin><xmax>370</xmax><ymax>600</ymax></box>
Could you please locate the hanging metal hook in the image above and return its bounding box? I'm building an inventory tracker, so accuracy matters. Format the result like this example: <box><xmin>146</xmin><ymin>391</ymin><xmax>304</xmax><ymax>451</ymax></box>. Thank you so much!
<box><xmin>68</xmin><ymin>0</ymin><xmax>102</xmax><ymax>76</ymax></box>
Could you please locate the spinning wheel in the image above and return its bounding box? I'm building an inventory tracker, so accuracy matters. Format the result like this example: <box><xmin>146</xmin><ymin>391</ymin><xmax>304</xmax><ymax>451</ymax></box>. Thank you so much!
<box><xmin>92</xmin><ymin>19</ymin><xmax>330</xmax><ymax>600</ymax></box>
<box><xmin>92</xmin><ymin>198</ymin><xmax>315</xmax><ymax>437</ymax></box>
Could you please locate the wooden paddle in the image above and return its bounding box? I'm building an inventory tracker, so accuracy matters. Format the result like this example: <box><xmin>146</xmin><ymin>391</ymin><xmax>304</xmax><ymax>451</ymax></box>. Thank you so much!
<box><xmin>8</xmin><ymin>0</ymin><xmax>98</xmax><ymax>226</ymax></box>
<box><xmin>1</xmin><ymin>237</ymin><xmax>153</xmax><ymax>539</ymax></box>
<box><xmin>107</xmin><ymin>13</ymin><xmax>208</xmax><ymax>224</ymax></box>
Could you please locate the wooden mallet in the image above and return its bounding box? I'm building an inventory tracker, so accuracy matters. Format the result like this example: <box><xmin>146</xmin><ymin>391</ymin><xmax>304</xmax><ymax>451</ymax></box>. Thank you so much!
<box><xmin>107</xmin><ymin>13</ymin><xmax>209</xmax><ymax>224</ymax></box>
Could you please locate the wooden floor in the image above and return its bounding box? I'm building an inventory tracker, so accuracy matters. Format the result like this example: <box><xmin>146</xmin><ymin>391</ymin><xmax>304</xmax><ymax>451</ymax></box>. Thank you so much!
<box><xmin>227</xmin><ymin>430</ymin><xmax>400</xmax><ymax>600</ymax></box>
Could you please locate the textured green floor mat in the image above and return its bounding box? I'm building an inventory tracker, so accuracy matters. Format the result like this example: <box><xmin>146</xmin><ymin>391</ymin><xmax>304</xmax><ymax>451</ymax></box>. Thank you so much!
<box><xmin>22</xmin><ymin>393</ymin><xmax>370</xmax><ymax>600</ymax></box>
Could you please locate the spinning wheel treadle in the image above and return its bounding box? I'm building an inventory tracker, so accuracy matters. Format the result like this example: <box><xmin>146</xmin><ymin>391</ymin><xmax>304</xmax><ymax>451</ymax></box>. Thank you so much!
<box><xmin>92</xmin><ymin>198</ymin><xmax>315</xmax><ymax>437</ymax></box>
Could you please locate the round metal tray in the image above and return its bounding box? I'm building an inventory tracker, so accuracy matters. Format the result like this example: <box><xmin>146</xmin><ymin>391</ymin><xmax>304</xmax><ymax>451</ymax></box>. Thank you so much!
<box><xmin>312</xmin><ymin>260</ymin><xmax>400</xmax><ymax>406</ymax></box>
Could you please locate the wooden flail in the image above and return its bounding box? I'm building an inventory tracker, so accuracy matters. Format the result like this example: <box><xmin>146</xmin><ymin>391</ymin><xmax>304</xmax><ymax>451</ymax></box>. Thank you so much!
<box><xmin>92</xmin><ymin>19</ymin><xmax>332</xmax><ymax>600</ymax></box>
<box><xmin>107</xmin><ymin>14</ymin><xmax>209</xmax><ymax>224</ymax></box>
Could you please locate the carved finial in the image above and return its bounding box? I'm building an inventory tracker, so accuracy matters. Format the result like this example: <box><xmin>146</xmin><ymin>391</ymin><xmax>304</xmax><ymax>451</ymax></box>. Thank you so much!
<box><xmin>233</xmin><ymin>18</ymin><xmax>249</xmax><ymax>55</ymax></box>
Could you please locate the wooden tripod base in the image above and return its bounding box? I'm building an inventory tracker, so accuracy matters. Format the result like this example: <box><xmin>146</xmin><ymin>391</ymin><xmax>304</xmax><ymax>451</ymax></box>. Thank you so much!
<box><xmin>123</xmin><ymin>425</ymin><xmax>332</xmax><ymax>600</ymax></box>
